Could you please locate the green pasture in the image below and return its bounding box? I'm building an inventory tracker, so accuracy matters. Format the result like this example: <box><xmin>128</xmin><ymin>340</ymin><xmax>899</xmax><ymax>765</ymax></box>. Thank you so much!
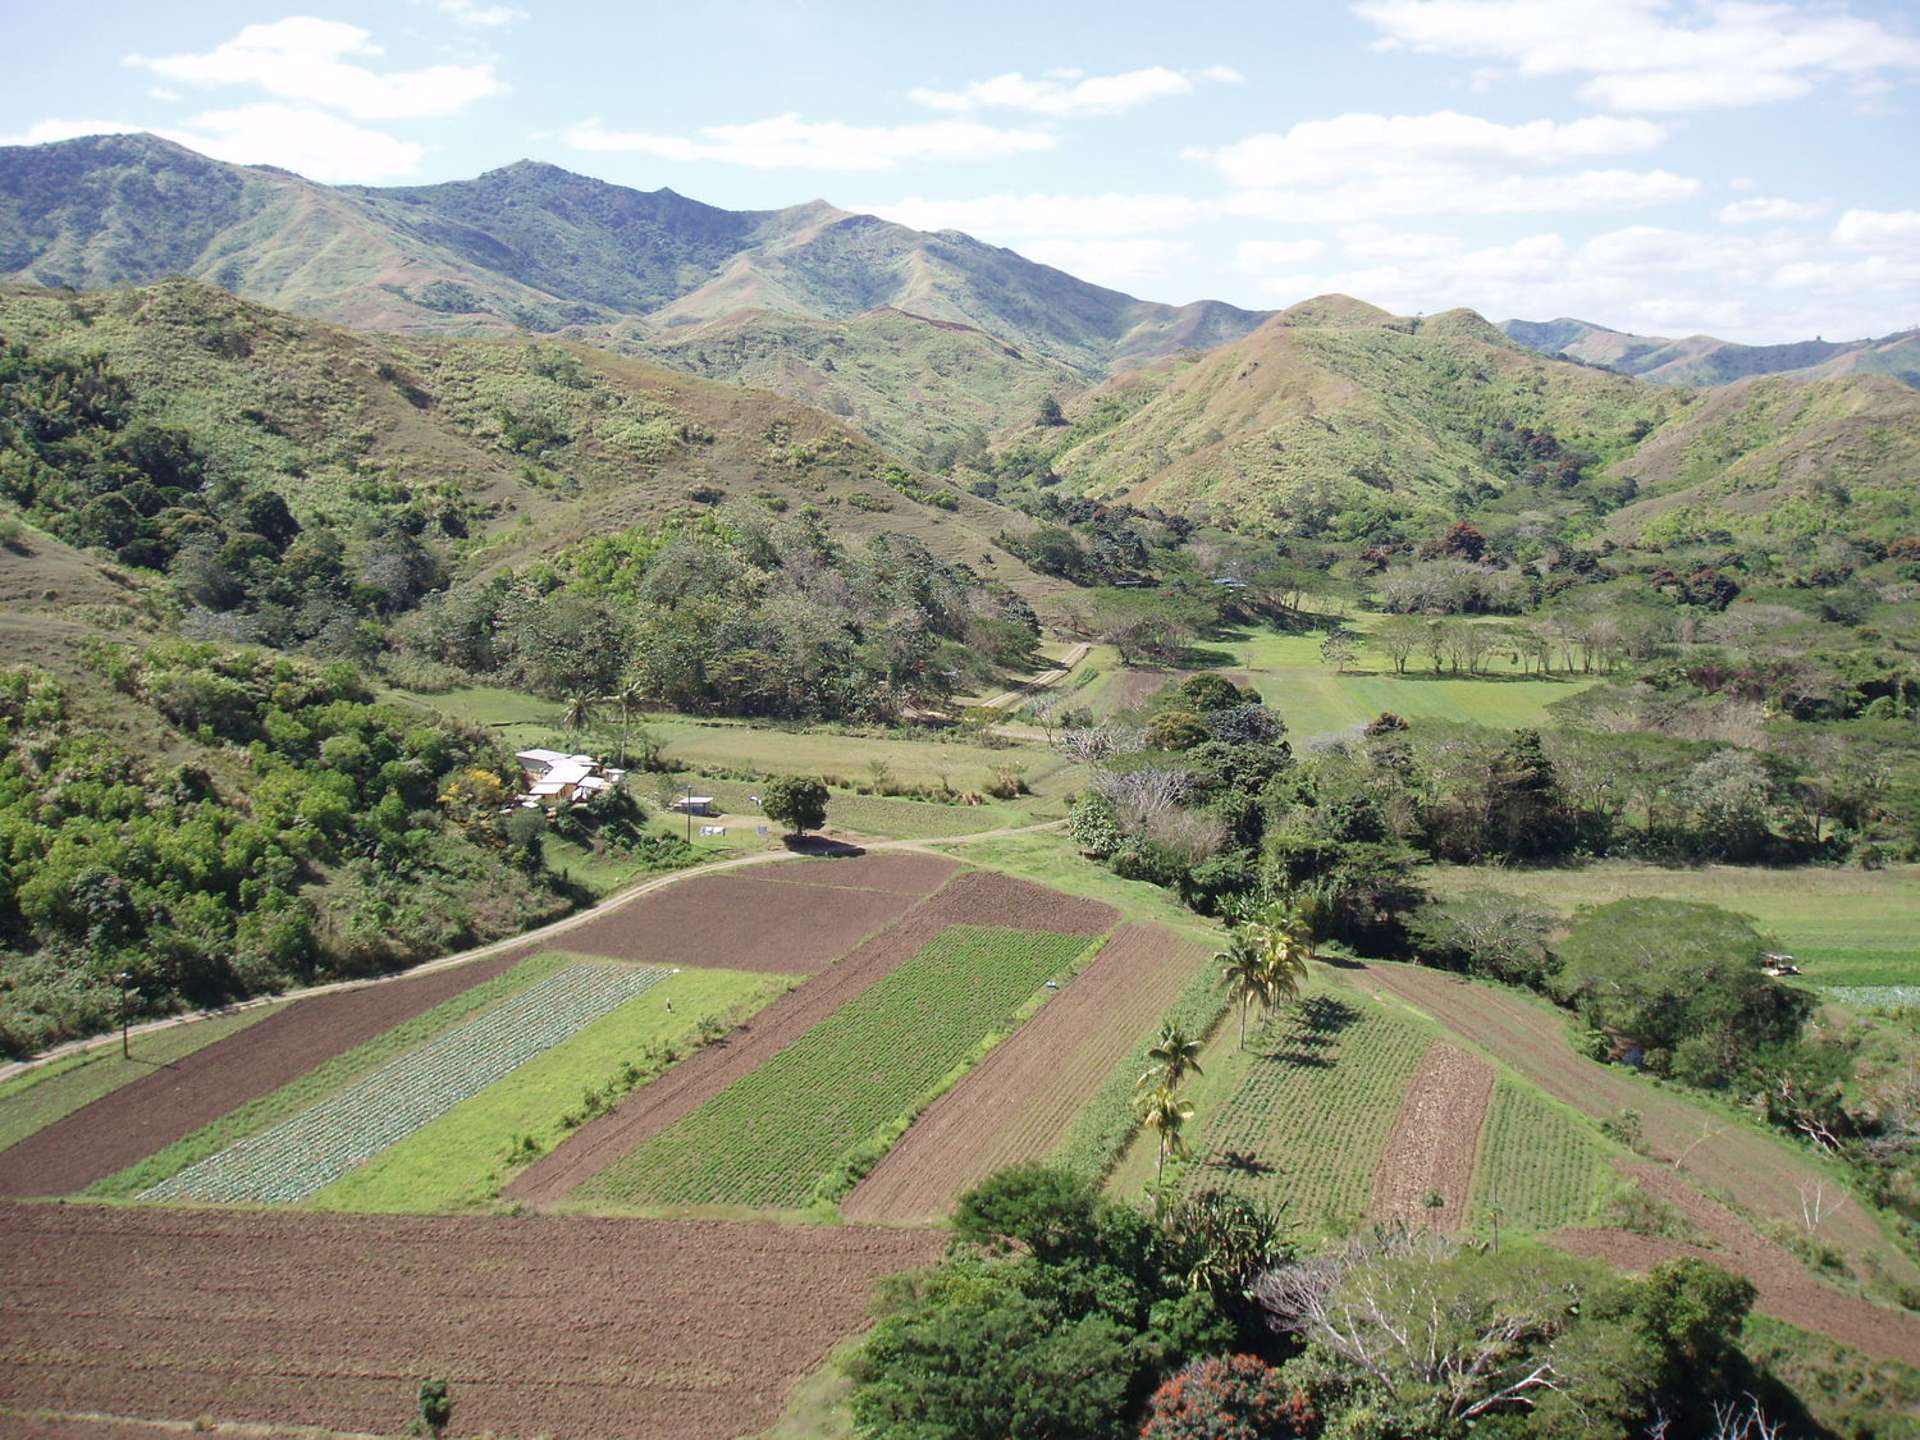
<box><xmin>0</xmin><ymin>1000</ymin><xmax>293</xmax><ymax>1153</ymax></box>
<box><xmin>305</xmin><ymin>963</ymin><xmax>791</xmax><ymax>1213</ymax></box>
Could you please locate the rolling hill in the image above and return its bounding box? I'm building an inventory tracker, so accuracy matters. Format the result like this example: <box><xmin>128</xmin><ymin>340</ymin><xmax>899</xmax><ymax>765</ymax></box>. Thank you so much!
<box><xmin>0</xmin><ymin>133</ymin><xmax>1267</xmax><ymax>455</ymax></box>
<box><xmin>1503</xmin><ymin>315</ymin><xmax>1920</xmax><ymax>389</ymax></box>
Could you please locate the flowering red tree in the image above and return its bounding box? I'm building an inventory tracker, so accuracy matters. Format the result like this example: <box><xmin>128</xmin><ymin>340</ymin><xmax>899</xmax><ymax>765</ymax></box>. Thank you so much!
<box><xmin>1139</xmin><ymin>1354</ymin><xmax>1316</xmax><ymax>1440</ymax></box>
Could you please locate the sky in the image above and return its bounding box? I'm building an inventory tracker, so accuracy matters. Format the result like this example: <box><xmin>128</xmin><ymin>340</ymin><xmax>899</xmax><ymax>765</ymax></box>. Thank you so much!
<box><xmin>5</xmin><ymin>0</ymin><xmax>1919</xmax><ymax>343</ymax></box>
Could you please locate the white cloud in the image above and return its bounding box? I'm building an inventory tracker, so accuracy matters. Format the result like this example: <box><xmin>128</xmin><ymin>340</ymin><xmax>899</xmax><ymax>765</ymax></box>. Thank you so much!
<box><xmin>1016</xmin><ymin>237</ymin><xmax>1189</xmax><ymax>287</ymax></box>
<box><xmin>1338</xmin><ymin>223</ymin><xmax>1462</xmax><ymax>259</ymax></box>
<box><xmin>127</xmin><ymin>18</ymin><xmax>501</xmax><ymax>121</ymax></box>
<box><xmin>566</xmin><ymin>115</ymin><xmax>1053</xmax><ymax>171</ymax></box>
<box><xmin>869</xmin><ymin>192</ymin><xmax>1204</xmax><ymax>238</ymax></box>
<box><xmin>1222</xmin><ymin>167</ymin><xmax>1698</xmax><ymax>223</ymax></box>
<box><xmin>437</xmin><ymin>0</ymin><xmax>527</xmax><ymax>25</ymax></box>
<box><xmin>1834</xmin><ymin>209</ymin><xmax>1920</xmax><ymax>249</ymax></box>
<box><xmin>1236</xmin><ymin>238</ymin><xmax>1326</xmax><ymax>271</ymax></box>
<box><xmin>1353</xmin><ymin>0</ymin><xmax>1920</xmax><ymax>111</ymax></box>
<box><xmin>1197</xmin><ymin>111</ymin><xmax>1665</xmax><ymax>188</ymax></box>
<box><xmin>147</xmin><ymin>88</ymin><xmax>182</xmax><ymax>102</ymax></box>
<box><xmin>0</xmin><ymin>107</ymin><xmax>423</xmax><ymax>181</ymax></box>
<box><xmin>1718</xmin><ymin>196</ymin><xmax>1827</xmax><ymax>224</ymax></box>
<box><xmin>909</xmin><ymin>65</ymin><xmax>1238</xmax><ymax>116</ymax></box>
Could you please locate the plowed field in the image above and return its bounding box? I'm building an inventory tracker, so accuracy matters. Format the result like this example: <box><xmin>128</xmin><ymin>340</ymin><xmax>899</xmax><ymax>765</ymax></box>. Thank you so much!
<box><xmin>0</xmin><ymin>950</ymin><xmax>525</xmax><ymax>1199</ymax></box>
<box><xmin>0</xmin><ymin>1202</ymin><xmax>940</xmax><ymax>1440</ymax></box>
<box><xmin>1366</xmin><ymin>1041</ymin><xmax>1493</xmax><ymax>1231</ymax></box>
<box><xmin>844</xmin><ymin>924</ymin><xmax>1211</xmax><ymax>1222</ymax></box>
<box><xmin>1551</xmin><ymin>1164</ymin><xmax>1920</xmax><ymax>1367</ymax></box>
<box><xmin>1349</xmin><ymin>961</ymin><xmax>1920</xmax><ymax>1284</ymax></box>
<box><xmin>509</xmin><ymin>870</ymin><xmax>1116</xmax><ymax>1204</ymax></box>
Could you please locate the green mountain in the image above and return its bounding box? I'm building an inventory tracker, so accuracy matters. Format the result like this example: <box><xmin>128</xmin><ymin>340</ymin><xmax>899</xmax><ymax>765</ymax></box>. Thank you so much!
<box><xmin>0</xmin><ymin>134</ymin><xmax>1267</xmax><ymax>455</ymax></box>
<box><xmin>1502</xmin><ymin>315</ymin><xmax>1920</xmax><ymax>389</ymax></box>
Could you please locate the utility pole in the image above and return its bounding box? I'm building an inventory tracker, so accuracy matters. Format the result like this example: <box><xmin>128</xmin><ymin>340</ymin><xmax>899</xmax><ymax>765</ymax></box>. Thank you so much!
<box><xmin>115</xmin><ymin>971</ymin><xmax>133</xmax><ymax>1059</ymax></box>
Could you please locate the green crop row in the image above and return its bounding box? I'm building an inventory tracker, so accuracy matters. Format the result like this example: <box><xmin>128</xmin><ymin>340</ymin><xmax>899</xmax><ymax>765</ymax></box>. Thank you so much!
<box><xmin>1470</xmin><ymin>1080</ymin><xmax>1612</xmax><ymax>1233</ymax></box>
<box><xmin>91</xmin><ymin>953</ymin><xmax>573</xmax><ymax>1199</ymax></box>
<box><xmin>582</xmin><ymin>925</ymin><xmax>1095</xmax><ymax>1210</ymax></box>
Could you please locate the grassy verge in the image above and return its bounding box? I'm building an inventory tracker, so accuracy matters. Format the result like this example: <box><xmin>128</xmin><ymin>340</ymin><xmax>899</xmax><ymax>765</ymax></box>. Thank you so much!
<box><xmin>0</xmin><ymin>1001</ymin><xmax>293</xmax><ymax>1152</ymax></box>
<box><xmin>304</xmin><ymin>964</ymin><xmax>794</xmax><ymax>1213</ymax></box>
<box><xmin>89</xmin><ymin>953</ymin><xmax>574</xmax><ymax>1199</ymax></box>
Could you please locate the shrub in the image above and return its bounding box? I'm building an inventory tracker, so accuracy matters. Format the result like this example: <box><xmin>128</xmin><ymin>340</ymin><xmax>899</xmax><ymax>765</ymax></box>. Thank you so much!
<box><xmin>1142</xmin><ymin>1355</ymin><xmax>1316</xmax><ymax>1440</ymax></box>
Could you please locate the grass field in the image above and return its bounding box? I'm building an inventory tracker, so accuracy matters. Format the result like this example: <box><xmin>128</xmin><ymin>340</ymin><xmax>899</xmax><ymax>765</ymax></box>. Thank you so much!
<box><xmin>1108</xmin><ymin>981</ymin><xmax>1431</xmax><ymax>1236</ymax></box>
<box><xmin>91</xmin><ymin>953</ymin><xmax>575</xmax><ymax>1200</ymax></box>
<box><xmin>306</xmin><ymin>964</ymin><xmax>792</xmax><ymax>1213</ymax></box>
<box><xmin>0</xmin><ymin>1001</ymin><xmax>292</xmax><ymax>1153</ymax></box>
<box><xmin>1427</xmin><ymin>861</ymin><xmax>1920</xmax><ymax>990</ymax></box>
<box><xmin>1470</xmin><ymin>1079</ymin><xmax>1614</xmax><ymax>1234</ymax></box>
<box><xmin>580</xmin><ymin>925</ymin><xmax>1098</xmax><ymax>1212</ymax></box>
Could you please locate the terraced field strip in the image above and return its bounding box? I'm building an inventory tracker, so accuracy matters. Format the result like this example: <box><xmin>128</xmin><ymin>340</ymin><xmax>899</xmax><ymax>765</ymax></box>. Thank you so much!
<box><xmin>146</xmin><ymin>964</ymin><xmax>667</xmax><ymax>1205</ymax></box>
<box><xmin>1551</xmin><ymin>1163</ymin><xmax>1920</xmax><ymax>1368</ymax></box>
<box><xmin>0</xmin><ymin>946</ymin><xmax>531</xmax><ymax>1199</ymax></box>
<box><xmin>845</xmin><ymin>923</ymin><xmax>1212</xmax><ymax>1222</ymax></box>
<box><xmin>1171</xmin><ymin>991</ymin><xmax>1431</xmax><ymax>1232</ymax></box>
<box><xmin>1469</xmin><ymin>1079</ymin><xmax>1611</xmax><ymax>1232</ymax></box>
<box><xmin>1366</xmin><ymin>1041</ymin><xmax>1494</xmax><ymax>1231</ymax></box>
<box><xmin>1351</xmin><ymin>961</ymin><xmax>1920</xmax><ymax>1286</ymax></box>
<box><xmin>0</xmin><ymin>1202</ymin><xmax>943</xmax><ymax>1440</ymax></box>
<box><xmin>582</xmin><ymin>926</ymin><xmax>1097</xmax><ymax>1211</ymax></box>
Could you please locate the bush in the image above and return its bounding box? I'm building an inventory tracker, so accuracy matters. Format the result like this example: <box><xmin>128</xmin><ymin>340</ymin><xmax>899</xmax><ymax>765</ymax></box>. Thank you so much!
<box><xmin>1142</xmin><ymin>1355</ymin><xmax>1316</xmax><ymax>1440</ymax></box>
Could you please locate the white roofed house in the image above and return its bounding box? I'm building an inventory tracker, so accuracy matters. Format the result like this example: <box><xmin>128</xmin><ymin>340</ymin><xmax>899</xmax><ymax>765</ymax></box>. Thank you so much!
<box><xmin>514</xmin><ymin>749</ymin><xmax>626</xmax><ymax>808</ymax></box>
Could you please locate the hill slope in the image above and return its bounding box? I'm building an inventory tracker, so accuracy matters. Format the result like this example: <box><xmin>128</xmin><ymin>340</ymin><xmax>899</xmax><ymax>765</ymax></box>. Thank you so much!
<box><xmin>0</xmin><ymin>134</ymin><xmax>1267</xmax><ymax>454</ymax></box>
<box><xmin>1503</xmin><ymin>316</ymin><xmax>1920</xmax><ymax>389</ymax></box>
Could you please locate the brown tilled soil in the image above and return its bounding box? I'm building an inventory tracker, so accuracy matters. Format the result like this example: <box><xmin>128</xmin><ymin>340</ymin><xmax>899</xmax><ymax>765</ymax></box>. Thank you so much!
<box><xmin>1366</xmin><ymin>1041</ymin><xmax>1494</xmax><ymax>1232</ymax></box>
<box><xmin>1551</xmin><ymin>1163</ymin><xmax>1920</xmax><ymax>1366</ymax></box>
<box><xmin>554</xmin><ymin>870</ymin><xmax>927</xmax><ymax>975</ymax></box>
<box><xmin>844</xmin><ymin>923</ymin><xmax>1212</xmax><ymax>1222</ymax></box>
<box><xmin>509</xmin><ymin>870</ymin><xmax>1117</xmax><ymax>1205</ymax></box>
<box><xmin>0</xmin><ymin>1202</ymin><xmax>941</xmax><ymax>1440</ymax></box>
<box><xmin>747</xmin><ymin>851</ymin><xmax>962</xmax><ymax>895</ymax></box>
<box><xmin>1349</xmin><ymin>961</ymin><xmax>1920</xmax><ymax>1286</ymax></box>
<box><xmin>0</xmin><ymin>951</ymin><xmax>528</xmax><ymax>1199</ymax></box>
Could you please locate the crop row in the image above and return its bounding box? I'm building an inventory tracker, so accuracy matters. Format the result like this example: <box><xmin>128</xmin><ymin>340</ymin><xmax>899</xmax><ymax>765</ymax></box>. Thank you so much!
<box><xmin>145</xmin><ymin>964</ymin><xmax>668</xmax><ymax>1205</ymax></box>
<box><xmin>584</xmin><ymin>925</ymin><xmax>1092</xmax><ymax>1209</ymax></box>
<box><xmin>1469</xmin><ymin>1079</ymin><xmax>1609</xmax><ymax>1232</ymax></box>
<box><xmin>1181</xmin><ymin>994</ymin><xmax>1429</xmax><ymax>1234</ymax></box>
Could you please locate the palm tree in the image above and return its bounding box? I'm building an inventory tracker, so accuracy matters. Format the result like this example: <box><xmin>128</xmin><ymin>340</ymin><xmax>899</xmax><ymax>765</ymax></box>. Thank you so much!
<box><xmin>561</xmin><ymin>691</ymin><xmax>600</xmax><ymax>751</ymax></box>
<box><xmin>612</xmin><ymin>677</ymin><xmax>646</xmax><ymax>767</ymax></box>
<box><xmin>1139</xmin><ymin>1022</ymin><xmax>1205</xmax><ymax>1093</ymax></box>
<box><xmin>1217</xmin><ymin>930</ymin><xmax>1272</xmax><ymax>1052</ymax></box>
<box><xmin>1137</xmin><ymin>1083</ymin><xmax>1194</xmax><ymax>1190</ymax></box>
<box><xmin>1250</xmin><ymin>905</ymin><xmax>1314</xmax><ymax>1028</ymax></box>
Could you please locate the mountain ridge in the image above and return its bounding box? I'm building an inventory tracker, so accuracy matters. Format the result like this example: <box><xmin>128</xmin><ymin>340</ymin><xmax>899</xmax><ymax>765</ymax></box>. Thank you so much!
<box><xmin>1501</xmin><ymin>314</ymin><xmax>1920</xmax><ymax>389</ymax></box>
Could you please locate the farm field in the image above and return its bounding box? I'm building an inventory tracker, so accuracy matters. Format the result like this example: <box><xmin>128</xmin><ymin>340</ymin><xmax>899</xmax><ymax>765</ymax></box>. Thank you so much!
<box><xmin>580</xmin><ymin>924</ymin><xmax>1100</xmax><ymax>1212</ymax></box>
<box><xmin>1427</xmin><ymin>860</ymin><xmax>1920</xmax><ymax>992</ymax></box>
<box><xmin>0</xmin><ymin>1000</ymin><xmax>292</xmax><ymax>1154</ymax></box>
<box><xmin>146</xmin><ymin>962</ymin><xmax>672</xmax><ymax>1205</ymax></box>
<box><xmin>1109</xmin><ymin>982</ymin><xmax>1432</xmax><ymax>1235</ymax></box>
<box><xmin>1469</xmin><ymin>1079</ymin><xmax>1615</xmax><ymax>1233</ymax></box>
<box><xmin>1351</xmin><ymin>960</ymin><xmax>1920</xmax><ymax>1288</ymax></box>
<box><xmin>507</xmin><ymin>866</ymin><xmax>1118</xmax><ymax>1205</ymax></box>
<box><xmin>1366</xmin><ymin>1041</ymin><xmax>1494</xmax><ymax>1232</ymax></box>
<box><xmin>845</xmin><ymin>922</ymin><xmax>1216</xmax><ymax>1221</ymax></box>
<box><xmin>0</xmin><ymin>1202</ymin><xmax>943</xmax><ymax>1440</ymax></box>
<box><xmin>309</xmin><ymin>964</ymin><xmax>790</xmax><ymax>1214</ymax></box>
<box><xmin>0</xmin><ymin>945</ymin><xmax>536</xmax><ymax>1199</ymax></box>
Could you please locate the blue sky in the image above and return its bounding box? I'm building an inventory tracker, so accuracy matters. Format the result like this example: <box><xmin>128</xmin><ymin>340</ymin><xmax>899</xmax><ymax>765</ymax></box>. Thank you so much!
<box><xmin>6</xmin><ymin>0</ymin><xmax>1919</xmax><ymax>341</ymax></box>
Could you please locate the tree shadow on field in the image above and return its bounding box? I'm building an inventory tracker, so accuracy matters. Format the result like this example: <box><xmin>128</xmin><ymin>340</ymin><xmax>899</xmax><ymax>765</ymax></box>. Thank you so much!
<box><xmin>1254</xmin><ymin>995</ymin><xmax>1360</xmax><ymax>1065</ymax></box>
<box><xmin>783</xmin><ymin>835</ymin><xmax>867</xmax><ymax>857</ymax></box>
<box><xmin>1206</xmin><ymin>1149</ymin><xmax>1276</xmax><ymax>1178</ymax></box>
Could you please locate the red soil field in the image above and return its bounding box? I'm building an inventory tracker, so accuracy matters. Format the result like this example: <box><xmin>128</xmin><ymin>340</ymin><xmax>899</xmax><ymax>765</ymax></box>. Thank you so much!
<box><xmin>746</xmin><ymin>851</ymin><xmax>962</xmax><ymax>895</ymax></box>
<box><xmin>0</xmin><ymin>1202</ymin><xmax>941</xmax><ymax>1440</ymax></box>
<box><xmin>509</xmin><ymin>870</ymin><xmax>1117</xmax><ymax>1205</ymax></box>
<box><xmin>1365</xmin><ymin>1041</ymin><xmax>1494</xmax><ymax>1232</ymax></box>
<box><xmin>0</xmin><ymin>950</ymin><xmax>526</xmax><ymax>1199</ymax></box>
<box><xmin>1551</xmin><ymin>1163</ymin><xmax>1920</xmax><ymax>1367</ymax></box>
<box><xmin>1348</xmin><ymin>961</ymin><xmax>1920</xmax><ymax>1285</ymax></box>
<box><xmin>556</xmin><ymin>870</ymin><xmax>928</xmax><ymax>975</ymax></box>
<box><xmin>844</xmin><ymin>923</ymin><xmax>1212</xmax><ymax>1222</ymax></box>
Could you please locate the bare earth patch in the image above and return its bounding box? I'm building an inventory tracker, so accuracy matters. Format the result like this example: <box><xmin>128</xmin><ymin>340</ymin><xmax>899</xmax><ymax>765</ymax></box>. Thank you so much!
<box><xmin>845</xmin><ymin>923</ymin><xmax>1210</xmax><ymax>1222</ymax></box>
<box><xmin>1366</xmin><ymin>1040</ymin><xmax>1494</xmax><ymax>1232</ymax></box>
<box><xmin>0</xmin><ymin>1202</ymin><xmax>940</xmax><ymax>1440</ymax></box>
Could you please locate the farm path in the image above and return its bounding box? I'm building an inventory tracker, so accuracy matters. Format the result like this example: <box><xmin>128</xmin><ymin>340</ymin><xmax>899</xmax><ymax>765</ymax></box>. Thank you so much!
<box><xmin>1366</xmin><ymin>1040</ymin><xmax>1494</xmax><ymax>1232</ymax></box>
<box><xmin>1349</xmin><ymin>960</ymin><xmax>1920</xmax><ymax>1288</ymax></box>
<box><xmin>0</xmin><ymin>820</ymin><xmax>1066</xmax><ymax>1085</ymax></box>
<box><xmin>977</xmin><ymin>641</ymin><xmax>1093</xmax><ymax>711</ymax></box>
<box><xmin>1552</xmin><ymin>1163</ymin><xmax>1920</xmax><ymax>1368</ymax></box>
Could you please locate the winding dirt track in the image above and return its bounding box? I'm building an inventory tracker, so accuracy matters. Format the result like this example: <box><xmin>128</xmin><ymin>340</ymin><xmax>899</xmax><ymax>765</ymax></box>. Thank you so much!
<box><xmin>0</xmin><ymin>1202</ymin><xmax>942</xmax><ymax>1440</ymax></box>
<box><xmin>1366</xmin><ymin>1040</ymin><xmax>1494</xmax><ymax>1232</ymax></box>
<box><xmin>1348</xmin><ymin>960</ymin><xmax>1920</xmax><ymax>1285</ymax></box>
<box><xmin>508</xmin><ymin>870</ymin><xmax>1117</xmax><ymax>1205</ymax></box>
<box><xmin>1551</xmin><ymin>1163</ymin><xmax>1920</xmax><ymax>1368</ymax></box>
<box><xmin>844</xmin><ymin>923</ymin><xmax>1211</xmax><ymax>1222</ymax></box>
